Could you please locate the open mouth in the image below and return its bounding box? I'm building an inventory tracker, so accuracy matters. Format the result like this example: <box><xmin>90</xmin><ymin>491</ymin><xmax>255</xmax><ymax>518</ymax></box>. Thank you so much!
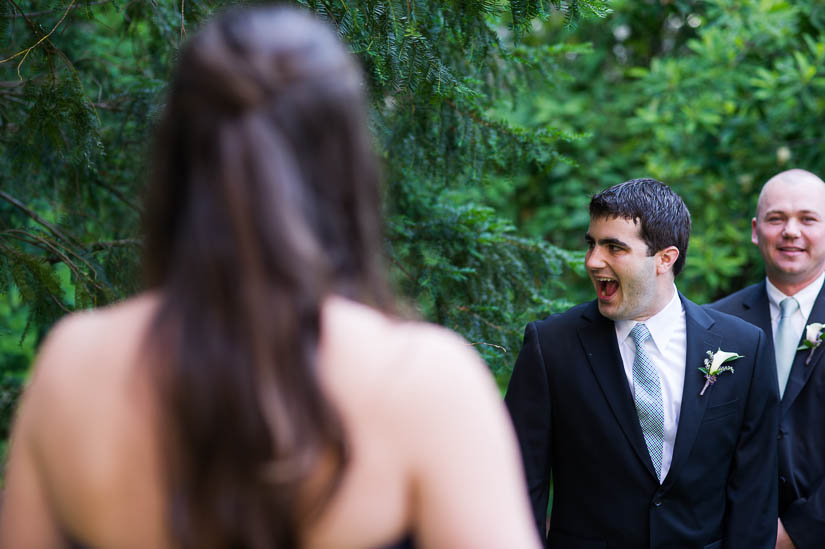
<box><xmin>595</xmin><ymin>277</ymin><xmax>619</xmax><ymax>300</ymax></box>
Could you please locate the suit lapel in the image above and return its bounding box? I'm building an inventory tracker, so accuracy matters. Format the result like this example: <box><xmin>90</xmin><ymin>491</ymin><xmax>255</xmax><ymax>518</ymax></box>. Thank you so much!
<box><xmin>740</xmin><ymin>282</ymin><xmax>773</xmax><ymax>350</ymax></box>
<box><xmin>783</xmin><ymin>282</ymin><xmax>825</xmax><ymax>410</ymax></box>
<box><xmin>664</xmin><ymin>296</ymin><xmax>721</xmax><ymax>487</ymax></box>
<box><xmin>577</xmin><ymin>302</ymin><xmax>658</xmax><ymax>479</ymax></box>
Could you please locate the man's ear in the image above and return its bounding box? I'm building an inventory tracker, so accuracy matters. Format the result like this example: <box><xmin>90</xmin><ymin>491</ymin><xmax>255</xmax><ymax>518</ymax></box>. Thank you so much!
<box><xmin>656</xmin><ymin>245</ymin><xmax>680</xmax><ymax>275</ymax></box>
<box><xmin>751</xmin><ymin>217</ymin><xmax>758</xmax><ymax>246</ymax></box>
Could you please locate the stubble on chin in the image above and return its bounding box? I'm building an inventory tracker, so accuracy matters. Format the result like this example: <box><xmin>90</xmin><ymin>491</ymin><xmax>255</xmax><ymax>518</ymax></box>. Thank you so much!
<box><xmin>597</xmin><ymin>302</ymin><xmax>621</xmax><ymax>321</ymax></box>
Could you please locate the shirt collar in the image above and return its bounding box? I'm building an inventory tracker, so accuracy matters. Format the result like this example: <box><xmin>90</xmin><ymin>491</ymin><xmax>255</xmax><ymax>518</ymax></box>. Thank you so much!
<box><xmin>615</xmin><ymin>285</ymin><xmax>683</xmax><ymax>353</ymax></box>
<box><xmin>765</xmin><ymin>269</ymin><xmax>825</xmax><ymax>320</ymax></box>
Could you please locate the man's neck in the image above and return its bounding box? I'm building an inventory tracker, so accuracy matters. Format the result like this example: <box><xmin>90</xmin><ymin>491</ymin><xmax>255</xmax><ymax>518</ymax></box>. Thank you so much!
<box><xmin>631</xmin><ymin>282</ymin><xmax>677</xmax><ymax>322</ymax></box>
<box><xmin>768</xmin><ymin>270</ymin><xmax>825</xmax><ymax>297</ymax></box>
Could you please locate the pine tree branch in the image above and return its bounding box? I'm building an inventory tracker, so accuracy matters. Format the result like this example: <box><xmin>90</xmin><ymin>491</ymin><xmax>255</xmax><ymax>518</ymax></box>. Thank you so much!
<box><xmin>92</xmin><ymin>179</ymin><xmax>142</xmax><ymax>214</ymax></box>
<box><xmin>2</xmin><ymin>2</ymin><xmax>90</xmax><ymax>92</ymax></box>
<box><xmin>445</xmin><ymin>98</ymin><xmax>494</xmax><ymax>129</ymax></box>
<box><xmin>456</xmin><ymin>304</ymin><xmax>508</xmax><ymax>333</ymax></box>
<box><xmin>0</xmin><ymin>190</ymin><xmax>84</xmax><ymax>250</ymax></box>
<box><xmin>179</xmin><ymin>0</ymin><xmax>186</xmax><ymax>41</ymax></box>
<box><xmin>3</xmin><ymin>228</ymin><xmax>81</xmax><ymax>274</ymax></box>
<box><xmin>0</xmin><ymin>0</ymin><xmax>111</xmax><ymax>18</ymax></box>
<box><xmin>1</xmin><ymin>0</ymin><xmax>77</xmax><ymax>79</ymax></box>
<box><xmin>91</xmin><ymin>101</ymin><xmax>125</xmax><ymax>111</ymax></box>
<box><xmin>3</xmin><ymin>0</ymin><xmax>94</xmax><ymax>128</ymax></box>
<box><xmin>4</xmin><ymin>229</ymin><xmax>140</xmax><ymax>265</ymax></box>
<box><xmin>468</xmin><ymin>341</ymin><xmax>508</xmax><ymax>352</ymax></box>
<box><xmin>2</xmin><ymin>229</ymin><xmax>112</xmax><ymax>294</ymax></box>
<box><xmin>4</xmin><ymin>0</ymin><xmax>40</xmax><ymax>28</ymax></box>
<box><xmin>89</xmin><ymin>238</ymin><xmax>141</xmax><ymax>252</ymax></box>
<box><xmin>319</xmin><ymin>0</ymin><xmax>341</xmax><ymax>27</ymax></box>
<box><xmin>48</xmin><ymin>291</ymin><xmax>71</xmax><ymax>312</ymax></box>
<box><xmin>0</xmin><ymin>89</ymin><xmax>24</xmax><ymax>103</ymax></box>
<box><xmin>388</xmin><ymin>253</ymin><xmax>416</xmax><ymax>283</ymax></box>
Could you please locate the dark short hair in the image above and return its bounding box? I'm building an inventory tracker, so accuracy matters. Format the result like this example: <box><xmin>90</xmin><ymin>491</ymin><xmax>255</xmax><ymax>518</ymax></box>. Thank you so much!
<box><xmin>589</xmin><ymin>178</ymin><xmax>691</xmax><ymax>276</ymax></box>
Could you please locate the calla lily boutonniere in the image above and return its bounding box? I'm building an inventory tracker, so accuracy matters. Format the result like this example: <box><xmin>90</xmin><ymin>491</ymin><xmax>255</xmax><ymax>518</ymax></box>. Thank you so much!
<box><xmin>797</xmin><ymin>322</ymin><xmax>825</xmax><ymax>365</ymax></box>
<box><xmin>699</xmin><ymin>348</ymin><xmax>743</xmax><ymax>396</ymax></box>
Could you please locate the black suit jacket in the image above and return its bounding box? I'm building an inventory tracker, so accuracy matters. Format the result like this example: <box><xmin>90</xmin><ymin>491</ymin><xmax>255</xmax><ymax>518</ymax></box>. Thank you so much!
<box><xmin>505</xmin><ymin>295</ymin><xmax>778</xmax><ymax>549</ymax></box>
<box><xmin>710</xmin><ymin>281</ymin><xmax>825</xmax><ymax>549</ymax></box>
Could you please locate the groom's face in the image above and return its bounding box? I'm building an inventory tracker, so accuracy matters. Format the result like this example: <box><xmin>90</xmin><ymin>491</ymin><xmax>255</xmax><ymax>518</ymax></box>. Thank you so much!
<box><xmin>585</xmin><ymin>215</ymin><xmax>660</xmax><ymax>321</ymax></box>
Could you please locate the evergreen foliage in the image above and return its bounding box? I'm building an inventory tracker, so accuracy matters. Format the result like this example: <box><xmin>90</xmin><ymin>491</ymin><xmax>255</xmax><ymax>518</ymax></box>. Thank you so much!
<box><xmin>0</xmin><ymin>0</ymin><xmax>608</xmax><ymax>461</ymax></box>
<box><xmin>7</xmin><ymin>0</ymin><xmax>825</xmax><ymax>459</ymax></box>
<box><xmin>8</xmin><ymin>0</ymin><xmax>823</xmax><ymax>467</ymax></box>
<box><xmin>319</xmin><ymin>0</ymin><xmax>608</xmax><ymax>382</ymax></box>
<box><xmin>501</xmin><ymin>0</ymin><xmax>825</xmax><ymax>304</ymax></box>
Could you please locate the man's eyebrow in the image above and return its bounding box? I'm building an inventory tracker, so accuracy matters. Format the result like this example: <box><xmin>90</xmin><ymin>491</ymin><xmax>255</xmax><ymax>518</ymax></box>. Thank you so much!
<box><xmin>762</xmin><ymin>209</ymin><xmax>821</xmax><ymax>217</ymax></box>
<box><xmin>584</xmin><ymin>233</ymin><xmax>629</xmax><ymax>248</ymax></box>
<box><xmin>598</xmin><ymin>237</ymin><xmax>629</xmax><ymax>248</ymax></box>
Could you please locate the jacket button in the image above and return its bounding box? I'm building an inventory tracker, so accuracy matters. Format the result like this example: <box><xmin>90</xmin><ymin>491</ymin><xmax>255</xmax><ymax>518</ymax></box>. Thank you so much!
<box><xmin>653</xmin><ymin>500</ymin><xmax>662</xmax><ymax>507</ymax></box>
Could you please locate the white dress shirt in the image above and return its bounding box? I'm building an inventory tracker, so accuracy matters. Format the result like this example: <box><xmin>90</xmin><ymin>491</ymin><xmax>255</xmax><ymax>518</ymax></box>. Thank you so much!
<box><xmin>615</xmin><ymin>287</ymin><xmax>686</xmax><ymax>482</ymax></box>
<box><xmin>766</xmin><ymin>269</ymin><xmax>825</xmax><ymax>350</ymax></box>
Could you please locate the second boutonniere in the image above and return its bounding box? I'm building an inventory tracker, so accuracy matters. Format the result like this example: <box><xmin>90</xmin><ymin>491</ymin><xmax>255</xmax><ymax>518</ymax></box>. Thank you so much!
<box><xmin>699</xmin><ymin>348</ymin><xmax>743</xmax><ymax>396</ymax></box>
<box><xmin>797</xmin><ymin>322</ymin><xmax>825</xmax><ymax>365</ymax></box>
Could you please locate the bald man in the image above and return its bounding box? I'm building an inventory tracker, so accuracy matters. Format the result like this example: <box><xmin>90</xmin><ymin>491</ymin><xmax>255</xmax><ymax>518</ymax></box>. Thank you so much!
<box><xmin>710</xmin><ymin>169</ymin><xmax>825</xmax><ymax>549</ymax></box>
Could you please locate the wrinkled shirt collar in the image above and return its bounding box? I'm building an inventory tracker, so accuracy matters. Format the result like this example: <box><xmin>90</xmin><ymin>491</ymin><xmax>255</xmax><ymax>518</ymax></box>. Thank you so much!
<box><xmin>766</xmin><ymin>269</ymin><xmax>825</xmax><ymax>322</ymax></box>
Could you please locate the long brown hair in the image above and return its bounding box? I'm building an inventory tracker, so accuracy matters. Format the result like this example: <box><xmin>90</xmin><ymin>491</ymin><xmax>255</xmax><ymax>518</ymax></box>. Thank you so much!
<box><xmin>141</xmin><ymin>7</ymin><xmax>392</xmax><ymax>547</ymax></box>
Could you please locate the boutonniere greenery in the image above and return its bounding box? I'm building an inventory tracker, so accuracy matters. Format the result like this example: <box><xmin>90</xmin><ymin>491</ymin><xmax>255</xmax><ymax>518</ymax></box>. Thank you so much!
<box><xmin>699</xmin><ymin>349</ymin><xmax>743</xmax><ymax>396</ymax></box>
<box><xmin>797</xmin><ymin>322</ymin><xmax>825</xmax><ymax>365</ymax></box>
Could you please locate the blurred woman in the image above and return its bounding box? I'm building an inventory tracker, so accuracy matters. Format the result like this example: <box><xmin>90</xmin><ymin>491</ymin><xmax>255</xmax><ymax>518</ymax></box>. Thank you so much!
<box><xmin>0</xmin><ymin>7</ymin><xmax>539</xmax><ymax>548</ymax></box>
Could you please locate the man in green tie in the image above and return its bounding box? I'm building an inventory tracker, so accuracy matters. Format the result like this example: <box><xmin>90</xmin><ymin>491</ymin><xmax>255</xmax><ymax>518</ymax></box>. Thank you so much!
<box><xmin>710</xmin><ymin>169</ymin><xmax>825</xmax><ymax>549</ymax></box>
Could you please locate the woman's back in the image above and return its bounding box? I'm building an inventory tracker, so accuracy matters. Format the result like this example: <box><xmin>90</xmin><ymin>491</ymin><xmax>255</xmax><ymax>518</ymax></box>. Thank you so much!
<box><xmin>2</xmin><ymin>293</ymin><xmax>537</xmax><ymax>548</ymax></box>
<box><xmin>0</xmin><ymin>7</ymin><xmax>539</xmax><ymax>547</ymax></box>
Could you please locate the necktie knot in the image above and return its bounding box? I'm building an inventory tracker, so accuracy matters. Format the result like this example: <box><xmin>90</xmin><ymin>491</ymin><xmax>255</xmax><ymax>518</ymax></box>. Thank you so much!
<box><xmin>630</xmin><ymin>322</ymin><xmax>651</xmax><ymax>347</ymax></box>
<box><xmin>780</xmin><ymin>297</ymin><xmax>799</xmax><ymax>319</ymax></box>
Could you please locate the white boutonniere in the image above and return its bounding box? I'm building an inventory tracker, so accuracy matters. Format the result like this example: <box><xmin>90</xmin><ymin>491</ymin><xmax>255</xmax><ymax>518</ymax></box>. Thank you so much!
<box><xmin>797</xmin><ymin>322</ymin><xmax>825</xmax><ymax>365</ymax></box>
<box><xmin>699</xmin><ymin>348</ymin><xmax>743</xmax><ymax>396</ymax></box>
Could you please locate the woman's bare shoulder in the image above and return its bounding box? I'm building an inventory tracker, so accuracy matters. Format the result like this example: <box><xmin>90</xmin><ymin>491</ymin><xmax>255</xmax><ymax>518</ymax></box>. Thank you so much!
<box><xmin>320</xmin><ymin>295</ymin><xmax>498</xmax><ymax>419</ymax></box>
<box><xmin>51</xmin><ymin>292</ymin><xmax>159</xmax><ymax>340</ymax></box>
<box><xmin>320</xmin><ymin>298</ymin><xmax>537</xmax><ymax>548</ymax></box>
<box><xmin>7</xmin><ymin>293</ymin><xmax>167</xmax><ymax>547</ymax></box>
<box><xmin>321</xmin><ymin>296</ymin><xmax>486</xmax><ymax>379</ymax></box>
<box><xmin>23</xmin><ymin>293</ymin><xmax>160</xmax><ymax>416</ymax></box>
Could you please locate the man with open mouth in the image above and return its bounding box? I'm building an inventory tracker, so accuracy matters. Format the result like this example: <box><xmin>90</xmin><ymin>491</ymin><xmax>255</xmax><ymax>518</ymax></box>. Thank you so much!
<box><xmin>710</xmin><ymin>169</ymin><xmax>825</xmax><ymax>549</ymax></box>
<box><xmin>505</xmin><ymin>178</ymin><xmax>779</xmax><ymax>548</ymax></box>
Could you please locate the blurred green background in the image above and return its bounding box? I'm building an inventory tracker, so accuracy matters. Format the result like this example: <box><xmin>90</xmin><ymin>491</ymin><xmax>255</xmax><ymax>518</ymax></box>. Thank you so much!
<box><xmin>3</xmin><ymin>0</ymin><xmax>825</xmax><ymax>469</ymax></box>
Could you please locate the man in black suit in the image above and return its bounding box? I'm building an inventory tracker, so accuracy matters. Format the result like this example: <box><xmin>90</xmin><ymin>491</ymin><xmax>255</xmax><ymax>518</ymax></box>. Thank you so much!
<box><xmin>710</xmin><ymin>169</ymin><xmax>825</xmax><ymax>549</ymax></box>
<box><xmin>506</xmin><ymin>178</ymin><xmax>778</xmax><ymax>548</ymax></box>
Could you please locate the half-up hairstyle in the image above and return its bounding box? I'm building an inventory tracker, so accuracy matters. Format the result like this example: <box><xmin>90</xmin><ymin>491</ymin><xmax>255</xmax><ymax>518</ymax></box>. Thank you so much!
<box><xmin>142</xmin><ymin>7</ymin><xmax>393</xmax><ymax>547</ymax></box>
